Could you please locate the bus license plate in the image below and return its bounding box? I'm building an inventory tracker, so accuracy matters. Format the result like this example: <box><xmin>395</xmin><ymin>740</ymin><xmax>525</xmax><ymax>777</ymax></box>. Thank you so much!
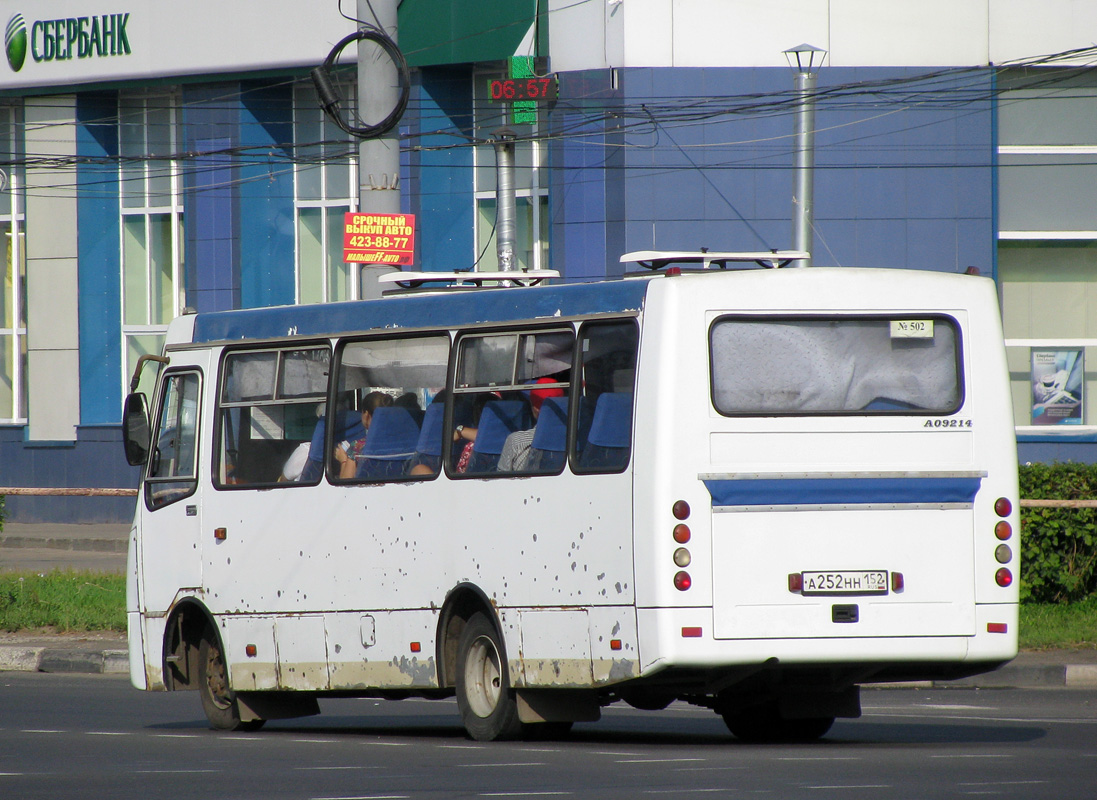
<box><xmin>801</xmin><ymin>571</ymin><xmax>888</xmax><ymax>596</ymax></box>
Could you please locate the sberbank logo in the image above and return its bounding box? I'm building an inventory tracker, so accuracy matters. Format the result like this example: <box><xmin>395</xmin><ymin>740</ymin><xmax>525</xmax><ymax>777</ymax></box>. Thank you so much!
<box><xmin>4</xmin><ymin>11</ymin><xmax>131</xmax><ymax>72</ymax></box>
<box><xmin>5</xmin><ymin>14</ymin><xmax>27</xmax><ymax>72</ymax></box>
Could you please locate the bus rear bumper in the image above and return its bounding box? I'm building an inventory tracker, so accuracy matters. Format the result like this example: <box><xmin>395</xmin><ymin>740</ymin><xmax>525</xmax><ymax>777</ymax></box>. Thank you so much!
<box><xmin>636</xmin><ymin>604</ymin><xmax>1018</xmax><ymax>684</ymax></box>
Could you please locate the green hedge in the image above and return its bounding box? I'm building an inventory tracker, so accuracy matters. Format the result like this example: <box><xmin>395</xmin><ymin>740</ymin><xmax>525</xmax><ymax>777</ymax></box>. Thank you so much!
<box><xmin>1019</xmin><ymin>462</ymin><xmax>1097</xmax><ymax>604</ymax></box>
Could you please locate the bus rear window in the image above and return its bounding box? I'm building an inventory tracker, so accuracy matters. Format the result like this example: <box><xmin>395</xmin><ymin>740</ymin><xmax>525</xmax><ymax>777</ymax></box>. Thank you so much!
<box><xmin>710</xmin><ymin>316</ymin><xmax>962</xmax><ymax>415</ymax></box>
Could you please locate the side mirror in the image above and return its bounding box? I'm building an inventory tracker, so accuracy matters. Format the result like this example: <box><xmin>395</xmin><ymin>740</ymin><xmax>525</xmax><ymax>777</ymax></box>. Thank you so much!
<box><xmin>123</xmin><ymin>392</ymin><xmax>151</xmax><ymax>466</ymax></box>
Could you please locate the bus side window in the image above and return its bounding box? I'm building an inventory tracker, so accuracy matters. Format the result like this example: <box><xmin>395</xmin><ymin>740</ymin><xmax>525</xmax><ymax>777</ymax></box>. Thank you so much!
<box><xmin>146</xmin><ymin>370</ymin><xmax>201</xmax><ymax>510</ymax></box>
<box><xmin>334</xmin><ymin>334</ymin><xmax>450</xmax><ymax>482</ymax></box>
<box><xmin>216</xmin><ymin>346</ymin><xmax>330</xmax><ymax>487</ymax></box>
<box><xmin>573</xmin><ymin>321</ymin><xmax>638</xmax><ymax>473</ymax></box>
<box><xmin>453</xmin><ymin>329</ymin><xmax>572</xmax><ymax>477</ymax></box>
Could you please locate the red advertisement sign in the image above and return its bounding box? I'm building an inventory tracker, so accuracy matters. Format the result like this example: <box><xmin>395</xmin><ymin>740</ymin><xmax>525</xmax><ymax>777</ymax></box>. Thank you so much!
<box><xmin>343</xmin><ymin>212</ymin><xmax>415</xmax><ymax>265</ymax></box>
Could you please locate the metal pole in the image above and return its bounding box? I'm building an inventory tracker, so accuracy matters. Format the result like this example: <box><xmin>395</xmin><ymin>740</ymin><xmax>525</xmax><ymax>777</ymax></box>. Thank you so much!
<box><xmin>357</xmin><ymin>0</ymin><xmax>401</xmax><ymax>298</ymax></box>
<box><xmin>493</xmin><ymin>129</ymin><xmax>517</xmax><ymax>273</ymax></box>
<box><xmin>791</xmin><ymin>69</ymin><xmax>816</xmax><ymax>267</ymax></box>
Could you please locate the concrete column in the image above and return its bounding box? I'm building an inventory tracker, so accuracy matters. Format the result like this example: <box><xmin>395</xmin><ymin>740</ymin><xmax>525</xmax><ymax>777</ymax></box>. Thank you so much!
<box><xmin>25</xmin><ymin>95</ymin><xmax>80</xmax><ymax>441</ymax></box>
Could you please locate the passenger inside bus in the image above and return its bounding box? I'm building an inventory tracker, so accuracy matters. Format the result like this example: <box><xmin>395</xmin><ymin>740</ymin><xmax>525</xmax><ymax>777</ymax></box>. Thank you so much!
<box><xmin>498</xmin><ymin>379</ymin><xmax>565</xmax><ymax>472</ymax></box>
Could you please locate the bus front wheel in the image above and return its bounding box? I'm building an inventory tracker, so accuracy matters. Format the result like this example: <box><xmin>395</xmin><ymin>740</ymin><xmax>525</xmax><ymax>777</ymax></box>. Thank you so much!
<box><xmin>455</xmin><ymin>613</ymin><xmax>522</xmax><ymax>741</ymax></box>
<box><xmin>197</xmin><ymin>629</ymin><xmax>264</xmax><ymax>732</ymax></box>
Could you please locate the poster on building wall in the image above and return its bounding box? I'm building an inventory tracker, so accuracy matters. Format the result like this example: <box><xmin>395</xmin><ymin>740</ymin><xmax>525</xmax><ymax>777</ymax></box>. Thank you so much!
<box><xmin>343</xmin><ymin>213</ymin><xmax>416</xmax><ymax>266</ymax></box>
<box><xmin>1031</xmin><ymin>348</ymin><xmax>1084</xmax><ymax>425</ymax></box>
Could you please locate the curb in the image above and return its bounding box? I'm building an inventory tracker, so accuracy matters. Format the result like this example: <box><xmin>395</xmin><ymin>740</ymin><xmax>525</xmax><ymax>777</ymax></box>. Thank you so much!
<box><xmin>0</xmin><ymin>535</ymin><xmax>128</xmax><ymax>553</ymax></box>
<box><xmin>0</xmin><ymin>645</ymin><xmax>129</xmax><ymax>675</ymax></box>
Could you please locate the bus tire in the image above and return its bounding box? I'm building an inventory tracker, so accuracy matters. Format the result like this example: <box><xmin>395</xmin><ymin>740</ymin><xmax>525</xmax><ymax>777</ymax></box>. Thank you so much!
<box><xmin>198</xmin><ymin>628</ymin><xmax>265</xmax><ymax>732</ymax></box>
<box><xmin>455</xmin><ymin>612</ymin><xmax>522</xmax><ymax>741</ymax></box>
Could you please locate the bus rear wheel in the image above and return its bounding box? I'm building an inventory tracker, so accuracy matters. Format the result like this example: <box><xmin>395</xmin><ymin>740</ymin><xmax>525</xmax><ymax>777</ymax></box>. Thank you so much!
<box><xmin>455</xmin><ymin>613</ymin><xmax>522</xmax><ymax>741</ymax></box>
<box><xmin>197</xmin><ymin>628</ymin><xmax>264</xmax><ymax>732</ymax></box>
<box><xmin>721</xmin><ymin>704</ymin><xmax>833</xmax><ymax>743</ymax></box>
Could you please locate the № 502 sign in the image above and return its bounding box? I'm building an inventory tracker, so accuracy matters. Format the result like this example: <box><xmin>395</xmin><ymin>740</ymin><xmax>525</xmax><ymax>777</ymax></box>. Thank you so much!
<box><xmin>343</xmin><ymin>213</ymin><xmax>415</xmax><ymax>265</ymax></box>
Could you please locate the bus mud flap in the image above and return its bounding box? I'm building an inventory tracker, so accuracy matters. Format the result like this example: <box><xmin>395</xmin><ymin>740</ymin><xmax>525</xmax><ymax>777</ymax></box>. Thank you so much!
<box><xmin>516</xmin><ymin>689</ymin><xmax>601</xmax><ymax>723</ymax></box>
<box><xmin>235</xmin><ymin>691</ymin><xmax>320</xmax><ymax>722</ymax></box>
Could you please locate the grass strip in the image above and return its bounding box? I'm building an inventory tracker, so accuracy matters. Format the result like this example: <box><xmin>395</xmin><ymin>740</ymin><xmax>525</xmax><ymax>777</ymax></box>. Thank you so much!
<box><xmin>1</xmin><ymin>569</ymin><xmax>1095</xmax><ymax>651</ymax></box>
<box><xmin>1019</xmin><ymin>596</ymin><xmax>1097</xmax><ymax>651</ymax></box>
<box><xmin>0</xmin><ymin>571</ymin><xmax>126</xmax><ymax>633</ymax></box>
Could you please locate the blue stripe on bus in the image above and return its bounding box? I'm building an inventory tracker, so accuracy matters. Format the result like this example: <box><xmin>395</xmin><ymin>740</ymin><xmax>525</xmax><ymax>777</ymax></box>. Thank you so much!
<box><xmin>702</xmin><ymin>476</ymin><xmax>983</xmax><ymax>507</ymax></box>
<box><xmin>191</xmin><ymin>280</ymin><xmax>650</xmax><ymax>343</ymax></box>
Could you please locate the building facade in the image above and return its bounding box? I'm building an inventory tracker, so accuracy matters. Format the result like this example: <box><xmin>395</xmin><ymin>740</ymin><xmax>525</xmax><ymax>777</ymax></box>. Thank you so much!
<box><xmin>0</xmin><ymin>0</ymin><xmax>1094</xmax><ymax>521</ymax></box>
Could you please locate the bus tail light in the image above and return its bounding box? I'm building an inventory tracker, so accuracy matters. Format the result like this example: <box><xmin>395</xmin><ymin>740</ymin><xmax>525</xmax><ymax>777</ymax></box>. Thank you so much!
<box><xmin>995</xmin><ymin>568</ymin><xmax>1013</xmax><ymax>587</ymax></box>
<box><xmin>995</xmin><ymin>544</ymin><xmax>1012</xmax><ymax>564</ymax></box>
<box><xmin>672</xmin><ymin>500</ymin><xmax>690</xmax><ymax>520</ymax></box>
<box><xmin>987</xmin><ymin>622</ymin><xmax>1008</xmax><ymax>634</ymax></box>
<box><xmin>995</xmin><ymin>520</ymin><xmax>1012</xmax><ymax>540</ymax></box>
<box><xmin>891</xmin><ymin>572</ymin><xmax>904</xmax><ymax>592</ymax></box>
<box><xmin>674</xmin><ymin>571</ymin><xmax>692</xmax><ymax>591</ymax></box>
<box><xmin>673</xmin><ymin>524</ymin><xmax>691</xmax><ymax>543</ymax></box>
<box><xmin>788</xmin><ymin>573</ymin><xmax>803</xmax><ymax>593</ymax></box>
<box><xmin>994</xmin><ymin>497</ymin><xmax>1012</xmax><ymax>517</ymax></box>
<box><xmin>681</xmin><ymin>627</ymin><xmax>702</xmax><ymax>637</ymax></box>
<box><xmin>673</xmin><ymin>548</ymin><xmax>691</xmax><ymax>567</ymax></box>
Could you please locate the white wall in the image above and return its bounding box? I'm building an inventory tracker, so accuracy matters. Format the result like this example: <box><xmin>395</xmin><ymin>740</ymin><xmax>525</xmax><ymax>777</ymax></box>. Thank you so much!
<box><xmin>549</xmin><ymin>0</ymin><xmax>1097</xmax><ymax>71</ymax></box>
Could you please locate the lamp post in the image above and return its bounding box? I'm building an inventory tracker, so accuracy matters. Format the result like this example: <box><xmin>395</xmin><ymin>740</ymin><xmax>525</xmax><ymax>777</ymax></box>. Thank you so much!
<box><xmin>784</xmin><ymin>43</ymin><xmax>826</xmax><ymax>267</ymax></box>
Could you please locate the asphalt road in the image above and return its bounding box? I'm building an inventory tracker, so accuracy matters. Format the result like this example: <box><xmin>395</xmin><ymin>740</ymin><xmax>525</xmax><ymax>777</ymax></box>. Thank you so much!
<box><xmin>2</xmin><ymin>673</ymin><xmax>1095</xmax><ymax>799</ymax></box>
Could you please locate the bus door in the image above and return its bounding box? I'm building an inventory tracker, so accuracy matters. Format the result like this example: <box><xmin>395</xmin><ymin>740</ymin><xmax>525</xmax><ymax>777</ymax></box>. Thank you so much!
<box><xmin>137</xmin><ymin>355</ymin><xmax>208</xmax><ymax>617</ymax></box>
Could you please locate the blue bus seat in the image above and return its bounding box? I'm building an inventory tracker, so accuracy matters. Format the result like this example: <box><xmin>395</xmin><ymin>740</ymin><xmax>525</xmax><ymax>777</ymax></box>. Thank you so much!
<box><xmin>356</xmin><ymin>406</ymin><xmax>421</xmax><ymax>479</ymax></box>
<box><xmin>528</xmin><ymin>395</ymin><xmax>568</xmax><ymax>472</ymax></box>
<box><xmin>411</xmin><ymin>402</ymin><xmax>445</xmax><ymax>473</ymax></box>
<box><xmin>579</xmin><ymin>392</ymin><xmax>633</xmax><ymax>471</ymax></box>
<box><xmin>466</xmin><ymin>399</ymin><xmax>531</xmax><ymax>473</ymax></box>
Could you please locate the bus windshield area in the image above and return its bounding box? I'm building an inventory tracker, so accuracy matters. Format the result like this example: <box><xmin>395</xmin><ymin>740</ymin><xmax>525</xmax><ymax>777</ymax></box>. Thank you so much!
<box><xmin>710</xmin><ymin>316</ymin><xmax>961</xmax><ymax>415</ymax></box>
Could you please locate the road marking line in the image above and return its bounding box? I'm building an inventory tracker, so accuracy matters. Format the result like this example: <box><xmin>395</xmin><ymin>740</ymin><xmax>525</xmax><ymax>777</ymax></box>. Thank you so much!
<box><xmin>617</xmin><ymin>758</ymin><xmax>705</xmax><ymax>764</ymax></box>
<box><xmin>804</xmin><ymin>786</ymin><xmax>890</xmax><ymax>791</ymax></box>
<box><xmin>457</xmin><ymin>763</ymin><xmax>546</xmax><ymax>768</ymax></box>
<box><xmin>297</xmin><ymin>766</ymin><xmax>380</xmax><ymax>771</ymax></box>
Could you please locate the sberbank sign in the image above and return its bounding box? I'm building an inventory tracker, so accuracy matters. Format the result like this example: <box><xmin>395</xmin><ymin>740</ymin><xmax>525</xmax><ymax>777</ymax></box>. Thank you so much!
<box><xmin>5</xmin><ymin>11</ymin><xmax>131</xmax><ymax>73</ymax></box>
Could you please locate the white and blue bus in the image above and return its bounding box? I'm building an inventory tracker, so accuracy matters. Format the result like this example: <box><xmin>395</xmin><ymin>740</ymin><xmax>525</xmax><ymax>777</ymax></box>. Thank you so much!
<box><xmin>122</xmin><ymin>256</ymin><xmax>1019</xmax><ymax>742</ymax></box>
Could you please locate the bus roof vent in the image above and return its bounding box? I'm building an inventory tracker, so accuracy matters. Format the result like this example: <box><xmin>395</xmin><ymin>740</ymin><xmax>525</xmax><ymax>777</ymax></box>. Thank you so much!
<box><xmin>621</xmin><ymin>250</ymin><xmax>810</xmax><ymax>271</ymax></box>
<box><xmin>377</xmin><ymin>269</ymin><xmax>560</xmax><ymax>295</ymax></box>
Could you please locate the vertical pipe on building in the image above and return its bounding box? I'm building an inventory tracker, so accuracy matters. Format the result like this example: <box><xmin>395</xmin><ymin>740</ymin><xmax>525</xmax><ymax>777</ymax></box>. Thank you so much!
<box><xmin>785</xmin><ymin>44</ymin><xmax>825</xmax><ymax>268</ymax></box>
<box><xmin>791</xmin><ymin>68</ymin><xmax>816</xmax><ymax>267</ymax></box>
<box><xmin>493</xmin><ymin>128</ymin><xmax>517</xmax><ymax>273</ymax></box>
<box><xmin>357</xmin><ymin>0</ymin><xmax>401</xmax><ymax>298</ymax></box>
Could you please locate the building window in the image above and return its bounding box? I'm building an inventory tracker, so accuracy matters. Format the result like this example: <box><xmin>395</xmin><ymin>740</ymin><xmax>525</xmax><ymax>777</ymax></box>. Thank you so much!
<box><xmin>119</xmin><ymin>91</ymin><xmax>183</xmax><ymax>398</ymax></box>
<box><xmin>294</xmin><ymin>80</ymin><xmax>358</xmax><ymax>304</ymax></box>
<box><xmin>472</xmin><ymin>67</ymin><xmax>549</xmax><ymax>272</ymax></box>
<box><xmin>0</xmin><ymin>102</ymin><xmax>25</xmax><ymax>423</ymax></box>
<box><xmin>997</xmin><ymin>69</ymin><xmax>1097</xmax><ymax>433</ymax></box>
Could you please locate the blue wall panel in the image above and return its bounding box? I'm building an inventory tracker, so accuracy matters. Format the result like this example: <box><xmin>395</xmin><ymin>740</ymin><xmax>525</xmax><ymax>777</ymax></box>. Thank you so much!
<box><xmin>238</xmin><ymin>81</ymin><xmax>295</xmax><ymax>309</ymax></box>
<box><xmin>555</xmin><ymin>66</ymin><xmax>996</xmax><ymax>273</ymax></box>
<box><xmin>0</xmin><ymin>426</ymin><xmax>139</xmax><ymax>523</ymax></box>
<box><xmin>415</xmin><ymin>69</ymin><xmax>475</xmax><ymax>271</ymax></box>
<box><xmin>183</xmin><ymin>85</ymin><xmax>240</xmax><ymax>312</ymax></box>
<box><xmin>76</xmin><ymin>92</ymin><xmax>122</xmax><ymax>425</ymax></box>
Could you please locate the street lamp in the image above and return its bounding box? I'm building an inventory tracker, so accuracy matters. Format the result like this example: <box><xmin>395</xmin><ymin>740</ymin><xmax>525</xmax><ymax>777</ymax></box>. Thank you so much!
<box><xmin>783</xmin><ymin>43</ymin><xmax>826</xmax><ymax>267</ymax></box>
